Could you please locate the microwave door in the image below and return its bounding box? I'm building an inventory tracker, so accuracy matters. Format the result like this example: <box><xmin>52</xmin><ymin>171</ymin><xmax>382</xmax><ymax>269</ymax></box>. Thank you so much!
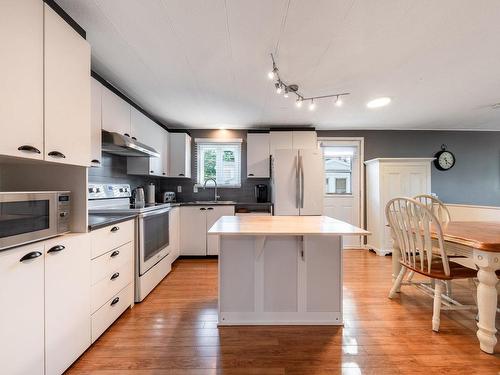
<box><xmin>138</xmin><ymin>208</ymin><xmax>170</xmax><ymax>275</ymax></box>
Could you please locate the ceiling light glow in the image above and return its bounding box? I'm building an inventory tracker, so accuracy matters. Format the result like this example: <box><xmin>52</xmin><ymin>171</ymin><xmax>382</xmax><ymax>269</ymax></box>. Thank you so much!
<box><xmin>367</xmin><ymin>97</ymin><xmax>391</xmax><ymax>108</ymax></box>
<box><xmin>335</xmin><ymin>96</ymin><xmax>343</xmax><ymax>107</ymax></box>
<box><xmin>309</xmin><ymin>100</ymin><xmax>316</xmax><ymax>111</ymax></box>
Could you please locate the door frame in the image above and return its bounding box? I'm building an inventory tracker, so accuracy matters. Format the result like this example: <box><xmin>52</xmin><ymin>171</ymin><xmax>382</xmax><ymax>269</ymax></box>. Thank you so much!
<box><xmin>318</xmin><ymin>137</ymin><xmax>365</xmax><ymax>248</ymax></box>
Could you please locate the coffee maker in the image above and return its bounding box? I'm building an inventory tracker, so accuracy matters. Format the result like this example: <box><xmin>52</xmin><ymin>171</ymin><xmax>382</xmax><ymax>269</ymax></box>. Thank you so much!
<box><xmin>255</xmin><ymin>184</ymin><xmax>268</xmax><ymax>203</ymax></box>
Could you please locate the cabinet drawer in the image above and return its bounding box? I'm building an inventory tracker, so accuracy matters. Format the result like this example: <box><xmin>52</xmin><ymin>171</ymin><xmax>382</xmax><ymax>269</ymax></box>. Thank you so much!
<box><xmin>90</xmin><ymin>220</ymin><xmax>134</xmax><ymax>259</ymax></box>
<box><xmin>91</xmin><ymin>241</ymin><xmax>133</xmax><ymax>285</ymax></box>
<box><xmin>91</xmin><ymin>283</ymin><xmax>133</xmax><ymax>342</ymax></box>
<box><xmin>91</xmin><ymin>261</ymin><xmax>132</xmax><ymax>313</ymax></box>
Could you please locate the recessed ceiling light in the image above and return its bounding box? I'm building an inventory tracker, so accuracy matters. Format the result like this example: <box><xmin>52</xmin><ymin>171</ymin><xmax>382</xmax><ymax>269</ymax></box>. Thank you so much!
<box><xmin>367</xmin><ymin>97</ymin><xmax>391</xmax><ymax>108</ymax></box>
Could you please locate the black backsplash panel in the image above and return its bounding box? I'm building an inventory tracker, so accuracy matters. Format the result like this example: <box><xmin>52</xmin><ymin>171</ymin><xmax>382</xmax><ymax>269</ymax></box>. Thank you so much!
<box><xmin>160</xmin><ymin>129</ymin><xmax>271</xmax><ymax>203</ymax></box>
<box><xmin>88</xmin><ymin>153</ymin><xmax>161</xmax><ymax>193</ymax></box>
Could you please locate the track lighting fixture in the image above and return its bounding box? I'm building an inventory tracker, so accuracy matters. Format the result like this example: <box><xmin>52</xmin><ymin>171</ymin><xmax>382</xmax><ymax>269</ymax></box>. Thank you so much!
<box><xmin>268</xmin><ymin>53</ymin><xmax>349</xmax><ymax>110</ymax></box>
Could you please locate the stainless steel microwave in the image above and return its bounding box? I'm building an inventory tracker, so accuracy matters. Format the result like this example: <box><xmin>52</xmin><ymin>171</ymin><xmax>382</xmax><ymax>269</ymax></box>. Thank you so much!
<box><xmin>0</xmin><ymin>191</ymin><xmax>71</xmax><ymax>251</ymax></box>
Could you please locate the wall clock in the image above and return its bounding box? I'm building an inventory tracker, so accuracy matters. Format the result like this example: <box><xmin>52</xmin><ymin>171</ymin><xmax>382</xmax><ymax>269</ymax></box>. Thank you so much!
<box><xmin>434</xmin><ymin>144</ymin><xmax>455</xmax><ymax>171</ymax></box>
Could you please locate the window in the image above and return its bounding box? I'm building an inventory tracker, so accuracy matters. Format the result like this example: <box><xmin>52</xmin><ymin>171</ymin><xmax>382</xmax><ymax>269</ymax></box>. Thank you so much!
<box><xmin>196</xmin><ymin>139</ymin><xmax>242</xmax><ymax>187</ymax></box>
<box><xmin>322</xmin><ymin>146</ymin><xmax>353</xmax><ymax>195</ymax></box>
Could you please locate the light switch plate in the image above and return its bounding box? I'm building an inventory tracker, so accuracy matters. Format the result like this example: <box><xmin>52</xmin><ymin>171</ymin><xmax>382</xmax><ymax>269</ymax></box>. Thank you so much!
<box><xmin>193</xmin><ymin>185</ymin><xmax>198</xmax><ymax>193</ymax></box>
<box><xmin>177</xmin><ymin>185</ymin><xmax>182</xmax><ymax>193</ymax></box>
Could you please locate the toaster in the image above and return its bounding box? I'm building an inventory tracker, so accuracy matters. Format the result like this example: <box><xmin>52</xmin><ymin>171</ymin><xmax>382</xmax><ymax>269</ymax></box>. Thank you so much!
<box><xmin>161</xmin><ymin>191</ymin><xmax>176</xmax><ymax>203</ymax></box>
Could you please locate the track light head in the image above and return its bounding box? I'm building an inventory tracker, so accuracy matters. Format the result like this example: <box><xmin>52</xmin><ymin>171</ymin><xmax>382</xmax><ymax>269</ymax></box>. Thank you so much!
<box><xmin>309</xmin><ymin>100</ymin><xmax>316</xmax><ymax>111</ymax></box>
<box><xmin>335</xmin><ymin>96</ymin><xmax>343</xmax><ymax>107</ymax></box>
<box><xmin>296</xmin><ymin>97</ymin><xmax>303</xmax><ymax>108</ymax></box>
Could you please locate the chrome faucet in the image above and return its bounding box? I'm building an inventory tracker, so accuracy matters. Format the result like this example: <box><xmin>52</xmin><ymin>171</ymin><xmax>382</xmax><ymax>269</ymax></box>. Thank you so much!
<box><xmin>203</xmin><ymin>178</ymin><xmax>220</xmax><ymax>202</ymax></box>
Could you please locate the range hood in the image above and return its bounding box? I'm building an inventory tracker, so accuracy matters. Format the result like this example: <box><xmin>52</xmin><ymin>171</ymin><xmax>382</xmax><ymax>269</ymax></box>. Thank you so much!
<box><xmin>101</xmin><ymin>130</ymin><xmax>160</xmax><ymax>158</ymax></box>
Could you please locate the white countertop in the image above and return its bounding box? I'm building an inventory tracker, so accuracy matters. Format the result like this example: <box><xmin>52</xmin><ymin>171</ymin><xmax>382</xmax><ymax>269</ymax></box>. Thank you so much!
<box><xmin>208</xmin><ymin>215</ymin><xmax>370</xmax><ymax>236</ymax></box>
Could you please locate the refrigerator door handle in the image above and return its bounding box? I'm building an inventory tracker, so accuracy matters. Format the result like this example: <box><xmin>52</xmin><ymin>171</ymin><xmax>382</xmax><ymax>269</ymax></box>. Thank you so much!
<box><xmin>299</xmin><ymin>154</ymin><xmax>305</xmax><ymax>209</ymax></box>
<box><xmin>295</xmin><ymin>154</ymin><xmax>300</xmax><ymax>209</ymax></box>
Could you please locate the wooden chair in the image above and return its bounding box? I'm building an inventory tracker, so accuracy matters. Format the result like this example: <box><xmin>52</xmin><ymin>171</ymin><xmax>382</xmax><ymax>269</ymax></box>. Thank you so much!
<box><xmin>386</xmin><ymin>197</ymin><xmax>477</xmax><ymax>332</ymax></box>
<box><xmin>413</xmin><ymin>194</ymin><xmax>450</xmax><ymax>226</ymax></box>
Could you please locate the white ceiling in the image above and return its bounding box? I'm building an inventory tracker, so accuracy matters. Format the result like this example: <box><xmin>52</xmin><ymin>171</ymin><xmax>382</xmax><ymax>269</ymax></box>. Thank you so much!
<box><xmin>57</xmin><ymin>0</ymin><xmax>500</xmax><ymax>130</ymax></box>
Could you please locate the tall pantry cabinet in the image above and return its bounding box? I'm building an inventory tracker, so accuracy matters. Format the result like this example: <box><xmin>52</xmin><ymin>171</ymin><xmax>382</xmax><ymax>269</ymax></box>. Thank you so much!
<box><xmin>365</xmin><ymin>158</ymin><xmax>434</xmax><ymax>256</ymax></box>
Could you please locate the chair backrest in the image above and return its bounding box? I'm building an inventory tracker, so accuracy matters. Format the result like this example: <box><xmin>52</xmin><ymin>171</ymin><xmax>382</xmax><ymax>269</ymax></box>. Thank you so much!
<box><xmin>385</xmin><ymin>197</ymin><xmax>450</xmax><ymax>276</ymax></box>
<box><xmin>413</xmin><ymin>194</ymin><xmax>451</xmax><ymax>226</ymax></box>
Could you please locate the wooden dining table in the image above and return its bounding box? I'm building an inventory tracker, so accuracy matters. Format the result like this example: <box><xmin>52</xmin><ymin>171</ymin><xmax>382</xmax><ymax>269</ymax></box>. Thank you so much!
<box><xmin>391</xmin><ymin>221</ymin><xmax>500</xmax><ymax>354</ymax></box>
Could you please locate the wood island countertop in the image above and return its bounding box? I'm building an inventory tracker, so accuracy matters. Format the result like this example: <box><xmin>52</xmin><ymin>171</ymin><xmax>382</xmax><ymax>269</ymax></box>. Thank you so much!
<box><xmin>208</xmin><ymin>215</ymin><xmax>370</xmax><ymax>236</ymax></box>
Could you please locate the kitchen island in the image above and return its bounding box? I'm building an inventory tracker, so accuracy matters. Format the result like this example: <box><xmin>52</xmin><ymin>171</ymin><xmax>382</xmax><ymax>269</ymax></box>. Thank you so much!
<box><xmin>208</xmin><ymin>215</ymin><xmax>369</xmax><ymax>325</ymax></box>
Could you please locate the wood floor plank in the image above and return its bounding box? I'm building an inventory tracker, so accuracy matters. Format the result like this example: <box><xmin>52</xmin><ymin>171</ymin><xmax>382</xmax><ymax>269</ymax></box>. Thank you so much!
<box><xmin>67</xmin><ymin>250</ymin><xmax>499</xmax><ymax>374</ymax></box>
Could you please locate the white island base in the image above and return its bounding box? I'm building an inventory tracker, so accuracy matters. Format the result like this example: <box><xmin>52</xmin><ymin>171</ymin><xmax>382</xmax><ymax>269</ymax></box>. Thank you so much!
<box><xmin>209</xmin><ymin>216</ymin><xmax>369</xmax><ymax>326</ymax></box>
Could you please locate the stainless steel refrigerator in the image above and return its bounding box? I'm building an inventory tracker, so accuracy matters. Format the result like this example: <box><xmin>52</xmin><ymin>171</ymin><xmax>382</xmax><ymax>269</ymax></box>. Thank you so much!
<box><xmin>271</xmin><ymin>148</ymin><xmax>324</xmax><ymax>215</ymax></box>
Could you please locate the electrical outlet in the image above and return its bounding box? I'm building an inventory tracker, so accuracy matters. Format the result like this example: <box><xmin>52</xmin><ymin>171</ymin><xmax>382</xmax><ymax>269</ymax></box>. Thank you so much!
<box><xmin>177</xmin><ymin>185</ymin><xmax>182</xmax><ymax>193</ymax></box>
<box><xmin>193</xmin><ymin>185</ymin><xmax>198</xmax><ymax>193</ymax></box>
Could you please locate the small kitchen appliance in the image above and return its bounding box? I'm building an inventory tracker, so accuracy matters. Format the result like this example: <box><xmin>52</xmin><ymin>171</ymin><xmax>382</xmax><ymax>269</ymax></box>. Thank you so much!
<box><xmin>161</xmin><ymin>191</ymin><xmax>176</xmax><ymax>203</ymax></box>
<box><xmin>255</xmin><ymin>184</ymin><xmax>268</xmax><ymax>203</ymax></box>
<box><xmin>146</xmin><ymin>182</ymin><xmax>156</xmax><ymax>204</ymax></box>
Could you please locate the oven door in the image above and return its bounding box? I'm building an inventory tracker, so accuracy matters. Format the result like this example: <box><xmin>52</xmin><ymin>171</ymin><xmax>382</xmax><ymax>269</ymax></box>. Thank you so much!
<box><xmin>0</xmin><ymin>193</ymin><xmax>57</xmax><ymax>250</ymax></box>
<box><xmin>138</xmin><ymin>207</ymin><xmax>170</xmax><ymax>275</ymax></box>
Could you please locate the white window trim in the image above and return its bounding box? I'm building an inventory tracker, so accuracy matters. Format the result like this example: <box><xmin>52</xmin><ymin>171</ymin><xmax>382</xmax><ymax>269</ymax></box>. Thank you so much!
<box><xmin>195</xmin><ymin>139</ymin><xmax>242</xmax><ymax>188</ymax></box>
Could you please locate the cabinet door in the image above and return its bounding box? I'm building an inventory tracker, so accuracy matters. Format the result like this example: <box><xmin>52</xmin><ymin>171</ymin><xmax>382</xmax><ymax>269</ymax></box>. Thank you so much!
<box><xmin>270</xmin><ymin>131</ymin><xmax>293</xmax><ymax>156</ymax></box>
<box><xmin>130</xmin><ymin>108</ymin><xmax>163</xmax><ymax>175</ymax></box>
<box><xmin>292</xmin><ymin>131</ymin><xmax>317</xmax><ymax>149</ymax></box>
<box><xmin>0</xmin><ymin>243</ymin><xmax>45</xmax><ymax>375</ymax></box>
<box><xmin>180</xmin><ymin>206</ymin><xmax>207</xmax><ymax>255</ymax></box>
<box><xmin>206</xmin><ymin>206</ymin><xmax>235</xmax><ymax>255</ymax></box>
<box><xmin>167</xmin><ymin>207</ymin><xmax>180</xmax><ymax>259</ymax></box>
<box><xmin>169</xmin><ymin>133</ymin><xmax>191</xmax><ymax>177</ymax></box>
<box><xmin>45</xmin><ymin>235</ymin><xmax>91</xmax><ymax>375</ymax></box>
<box><xmin>162</xmin><ymin>131</ymin><xmax>170</xmax><ymax>176</ymax></box>
<box><xmin>0</xmin><ymin>0</ymin><xmax>44</xmax><ymax>160</ymax></box>
<box><xmin>44</xmin><ymin>4</ymin><xmax>91</xmax><ymax>167</ymax></box>
<box><xmin>90</xmin><ymin>77</ymin><xmax>102</xmax><ymax>166</ymax></box>
<box><xmin>101</xmin><ymin>86</ymin><xmax>131</xmax><ymax>136</ymax></box>
<box><xmin>247</xmin><ymin>133</ymin><xmax>270</xmax><ymax>178</ymax></box>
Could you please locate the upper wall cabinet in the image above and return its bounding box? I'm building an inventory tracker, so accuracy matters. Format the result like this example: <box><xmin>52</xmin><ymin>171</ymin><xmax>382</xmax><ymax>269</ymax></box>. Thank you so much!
<box><xmin>44</xmin><ymin>4</ymin><xmax>91</xmax><ymax>167</ymax></box>
<box><xmin>270</xmin><ymin>131</ymin><xmax>317</xmax><ymax>156</ymax></box>
<box><xmin>247</xmin><ymin>133</ymin><xmax>270</xmax><ymax>178</ymax></box>
<box><xmin>90</xmin><ymin>78</ymin><xmax>102</xmax><ymax>166</ymax></box>
<box><xmin>101</xmin><ymin>86</ymin><xmax>131</xmax><ymax>137</ymax></box>
<box><xmin>269</xmin><ymin>131</ymin><xmax>293</xmax><ymax>156</ymax></box>
<box><xmin>0</xmin><ymin>0</ymin><xmax>44</xmax><ymax>160</ymax></box>
<box><xmin>169</xmin><ymin>133</ymin><xmax>191</xmax><ymax>178</ymax></box>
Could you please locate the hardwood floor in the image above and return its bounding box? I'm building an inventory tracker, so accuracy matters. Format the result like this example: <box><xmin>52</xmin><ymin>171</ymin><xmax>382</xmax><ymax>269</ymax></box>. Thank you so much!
<box><xmin>67</xmin><ymin>250</ymin><xmax>499</xmax><ymax>375</ymax></box>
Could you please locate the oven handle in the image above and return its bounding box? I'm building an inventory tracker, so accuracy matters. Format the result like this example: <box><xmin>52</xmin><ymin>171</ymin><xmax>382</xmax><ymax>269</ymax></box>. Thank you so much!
<box><xmin>139</xmin><ymin>207</ymin><xmax>171</xmax><ymax>218</ymax></box>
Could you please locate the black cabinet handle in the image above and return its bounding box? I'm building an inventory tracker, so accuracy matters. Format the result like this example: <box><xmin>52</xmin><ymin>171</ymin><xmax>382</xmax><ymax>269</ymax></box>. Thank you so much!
<box><xmin>110</xmin><ymin>272</ymin><xmax>120</xmax><ymax>280</ymax></box>
<box><xmin>91</xmin><ymin>159</ymin><xmax>101</xmax><ymax>164</ymax></box>
<box><xmin>178</xmin><ymin>173</ymin><xmax>184</xmax><ymax>176</ymax></box>
<box><xmin>150</xmin><ymin>170</ymin><xmax>154</xmax><ymax>174</ymax></box>
<box><xmin>18</xmin><ymin>145</ymin><xmax>41</xmax><ymax>154</ymax></box>
<box><xmin>48</xmin><ymin>151</ymin><xmax>66</xmax><ymax>158</ymax></box>
<box><xmin>248</xmin><ymin>173</ymin><xmax>254</xmax><ymax>176</ymax></box>
<box><xmin>124</xmin><ymin>133</ymin><xmax>130</xmax><ymax>137</ymax></box>
<box><xmin>200</xmin><ymin>207</ymin><xmax>206</xmax><ymax>211</ymax></box>
<box><xmin>59</xmin><ymin>212</ymin><xmax>68</xmax><ymax>218</ymax></box>
<box><xmin>110</xmin><ymin>226</ymin><xmax>119</xmax><ymax>232</ymax></box>
<box><xmin>132</xmin><ymin>136</ymin><xmax>137</xmax><ymax>141</ymax></box>
<box><xmin>110</xmin><ymin>297</ymin><xmax>120</xmax><ymax>306</ymax></box>
<box><xmin>19</xmin><ymin>251</ymin><xmax>42</xmax><ymax>262</ymax></box>
<box><xmin>162</xmin><ymin>172</ymin><xmax>166</xmax><ymax>175</ymax></box>
<box><xmin>207</xmin><ymin>207</ymin><xmax>214</xmax><ymax>210</ymax></box>
<box><xmin>110</xmin><ymin>250</ymin><xmax>120</xmax><ymax>257</ymax></box>
<box><xmin>47</xmin><ymin>245</ymin><xmax>65</xmax><ymax>253</ymax></box>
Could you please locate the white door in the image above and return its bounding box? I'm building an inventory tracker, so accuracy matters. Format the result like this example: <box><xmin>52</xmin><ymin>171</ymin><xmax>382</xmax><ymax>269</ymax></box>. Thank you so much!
<box><xmin>299</xmin><ymin>149</ymin><xmax>324</xmax><ymax>215</ymax></box>
<box><xmin>206</xmin><ymin>206</ymin><xmax>235</xmax><ymax>255</ymax></box>
<box><xmin>321</xmin><ymin>140</ymin><xmax>363</xmax><ymax>248</ymax></box>
<box><xmin>0</xmin><ymin>0</ymin><xmax>44</xmax><ymax>160</ymax></box>
<box><xmin>45</xmin><ymin>235</ymin><xmax>91</xmax><ymax>375</ymax></box>
<box><xmin>272</xmin><ymin>149</ymin><xmax>299</xmax><ymax>215</ymax></box>
<box><xmin>0</xmin><ymin>242</ymin><xmax>45</xmax><ymax>375</ymax></box>
<box><xmin>180</xmin><ymin>206</ymin><xmax>207</xmax><ymax>255</ymax></box>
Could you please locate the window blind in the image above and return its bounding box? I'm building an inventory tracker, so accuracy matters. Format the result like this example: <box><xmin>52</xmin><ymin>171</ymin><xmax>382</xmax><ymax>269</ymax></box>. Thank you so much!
<box><xmin>196</xmin><ymin>140</ymin><xmax>242</xmax><ymax>187</ymax></box>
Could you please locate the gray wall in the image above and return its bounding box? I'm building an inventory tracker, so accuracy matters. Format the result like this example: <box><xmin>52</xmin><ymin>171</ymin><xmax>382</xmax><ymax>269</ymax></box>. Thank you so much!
<box><xmin>317</xmin><ymin>130</ymin><xmax>500</xmax><ymax>206</ymax></box>
<box><xmin>160</xmin><ymin>129</ymin><xmax>271</xmax><ymax>203</ymax></box>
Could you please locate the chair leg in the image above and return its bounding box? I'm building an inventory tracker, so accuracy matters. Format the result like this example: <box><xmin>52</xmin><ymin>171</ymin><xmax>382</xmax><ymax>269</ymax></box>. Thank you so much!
<box><xmin>432</xmin><ymin>280</ymin><xmax>444</xmax><ymax>332</ymax></box>
<box><xmin>407</xmin><ymin>270</ymin><xmax>414</xmax><ymax>283</ymax></box>
<box><xmin>445</xmin><ymin>280</ymin><xmax>452</xmax><ymax>297</ymax></box>
<box><xmin>389</xmin><ymin>267</ymin><xmax>407</xmax><ymax>299</ymax></box>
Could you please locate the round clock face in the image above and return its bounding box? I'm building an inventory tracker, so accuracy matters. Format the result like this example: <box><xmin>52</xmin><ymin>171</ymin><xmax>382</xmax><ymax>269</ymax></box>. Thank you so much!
<box><xmin>438</xmin><ymin>151</ymin><xmax>455</xmax><ymax>170</ymax></box>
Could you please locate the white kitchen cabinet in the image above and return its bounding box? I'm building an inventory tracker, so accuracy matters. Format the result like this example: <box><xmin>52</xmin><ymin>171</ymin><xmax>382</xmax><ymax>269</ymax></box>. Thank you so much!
<box><xmin>162</xmin><ymin>131</ymin><xmax>170</xmax><ymax>176</ymax></box>
<box><xmin>127</xmin><ymin>108</ymin><xmax>166</xmax><ymax>176</ymax></box>
<box><xmin>0</xmin><ymin>0</ymin><xmax>44</xmax><ymax>161</ymax></box>
<box><xmin>169</xmin><ymin>133</ymin><xmax>192</xmax><ymax>177</ymax></box>
<box><xmin>365</xmin><ymin>158</ymin><xmax>433</xmax><ymax>255</ymax></box>
<box><xmin>44</xmin><ymin>234</ymin><xmax>91</xmax><ymax>375</ymax></box>
<box><xmin>270</xmin><ymin>131</ymin><xmax>293</xmax><ymax>156</ymax></box>
<box><xmin>101</xmin><ymin>85</ymin><xmax>131</xmax><ymax>136</ymax></box>
<box><xmin>180</xmin><ymin>206</ymin><xmax>208</xmax><ymax>255</ymax></box>
<box><xmin>0</xmin><ymin>242</ymin><xmax>45</xmax><ymax>375</ymax></box>
<box><xmin>44</xmin><ymin>4</ymin><xmax>91</xmax><ymax>167</ymax></box>
<box><xmin>91</xmin><ymin>77</ymin><xmax>102</xmax><ymax>166</ymax></box>
<box><xmin>167</xmin><ymin>207</ymin><xmax>180</xmax><ymax>260</ymax></box>
<box><xmin>247</xmin><ymin>133</ymin><xmax>270</xmax><ymax>178</ymax></box>
<box><xmin>206</xmin><ymin>206</ymin><xmax>235</xmax><ymax>255</ymax></box>
<box><xmin>292</xmin><ymin>131</ymin><xmax>317</xmax><ymax>149</ymax></box>
<box><xmin>180</xmin><ymin>205</ymin><xmax>235</xmax><ymax>255</ymax></box>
